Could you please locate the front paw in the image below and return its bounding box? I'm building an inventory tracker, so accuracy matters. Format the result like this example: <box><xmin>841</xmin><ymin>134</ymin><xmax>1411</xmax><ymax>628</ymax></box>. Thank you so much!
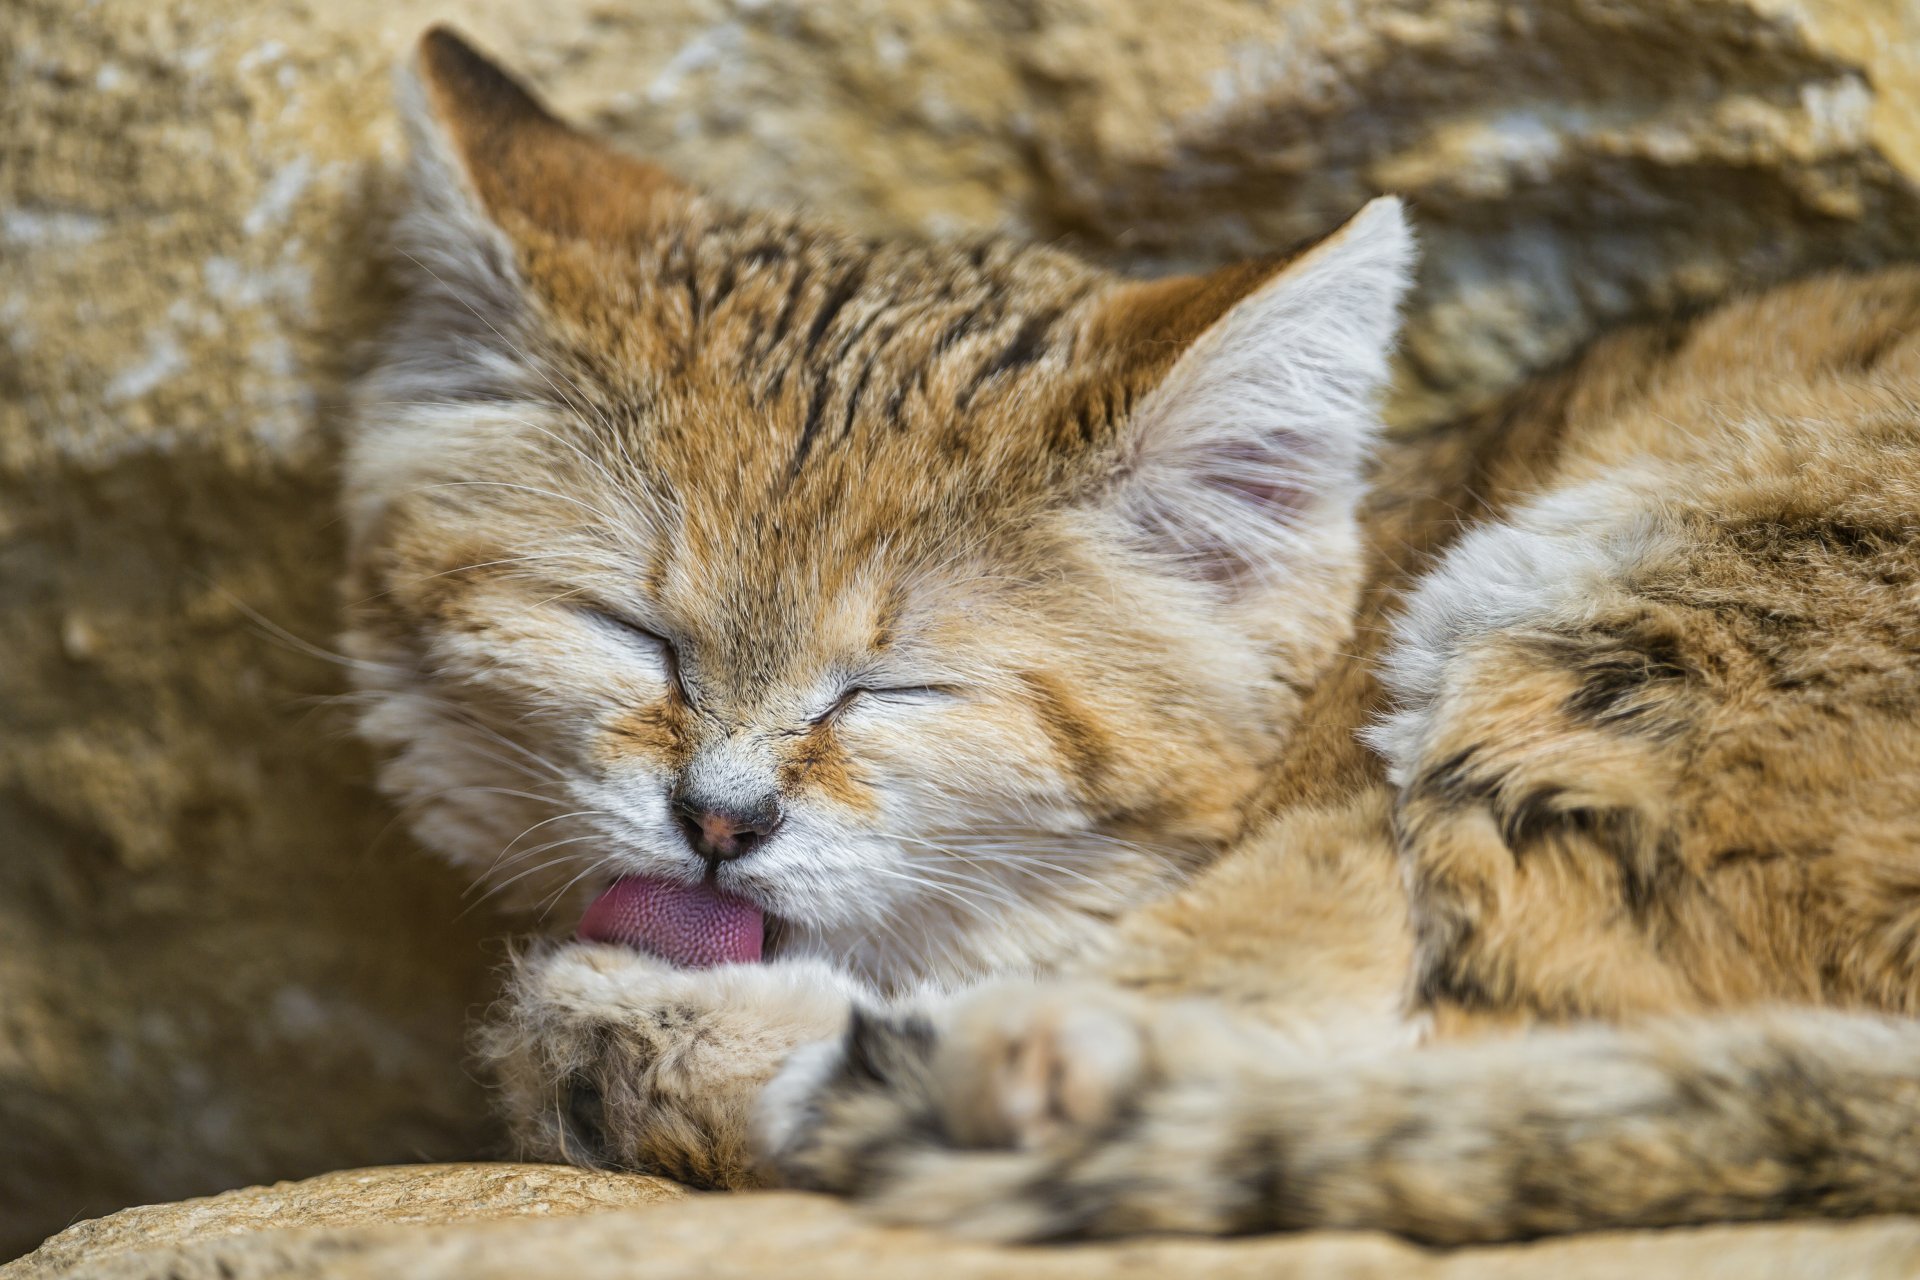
<box><xmin>936</xmin><ymin>983</ymin><xmax>1154</xmax><ymax>1150</ymax></box>
<box><xmin>763</xmin><ymin>982</ymin><xmax>1163</xmax><ymax>1194</ymax></box>
<box><xmin>756</xmin><ymin>1005</ymin><xmax>946</xmax><ymax>1197</ymax></box>
<box><xmin>480</xmin><ymin>942</ymin><xmax>857</xmax><ymax>1187</ymax></box>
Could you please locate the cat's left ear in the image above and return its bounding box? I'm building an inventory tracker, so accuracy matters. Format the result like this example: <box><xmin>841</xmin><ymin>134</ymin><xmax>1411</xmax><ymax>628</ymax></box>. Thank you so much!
<box><xmin>1094</xmin><ymin>198</ymin><xmax>1415</xmax><ymax>588</ymax></box>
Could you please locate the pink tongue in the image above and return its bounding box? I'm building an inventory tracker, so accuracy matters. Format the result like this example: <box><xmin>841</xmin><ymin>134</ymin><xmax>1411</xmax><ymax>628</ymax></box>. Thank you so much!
<box><xmin>577</xmin><ymin>876</ymin><xmax>764</xmax><ymax>968</ymax></box>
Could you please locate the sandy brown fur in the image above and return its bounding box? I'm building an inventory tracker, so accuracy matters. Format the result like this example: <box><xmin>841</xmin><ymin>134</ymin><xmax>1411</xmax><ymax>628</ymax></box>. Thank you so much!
<box><xmin>349</xmin><ymin>28</ymin><xmax>1920</xmax><ymax>1246</ymax></box>
<box><xmin>773</xmin><ymin>271</ymin><xmax>1920</xmax><ymax>1244</ymax></box>
<box><xmin>1391</xmin><ymin>278</ymin><xmax>1920</xmax><ymax>1028</ymax></box>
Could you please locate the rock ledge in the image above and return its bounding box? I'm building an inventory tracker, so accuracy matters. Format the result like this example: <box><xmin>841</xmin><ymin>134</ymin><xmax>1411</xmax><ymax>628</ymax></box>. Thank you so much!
<box><xmin>10</xmin><ymin>1163</ymin><xmax>1920</xmax><ymax>1280</ymax></box>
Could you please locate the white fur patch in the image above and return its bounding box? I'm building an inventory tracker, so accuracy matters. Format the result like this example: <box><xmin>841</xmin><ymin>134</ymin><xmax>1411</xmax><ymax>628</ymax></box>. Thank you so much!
<box><xmin>1366</xmin><ymin>478</ymin><xmax>1671</xmax><ymax>783</ymax></box>
<box><xmin>343</xmin><ymin>58</ymin><xmax>550</xmax><ymax>539</ymax></box>
<box><xmin>754</xmin><ymin>1037</ymin><xmax>853</xmax><ymax>1163</ymax></box>
<box><xmin>387</xmin><ymin>54</ymin><xmax>526</xmax><ymax>346</ymax></box>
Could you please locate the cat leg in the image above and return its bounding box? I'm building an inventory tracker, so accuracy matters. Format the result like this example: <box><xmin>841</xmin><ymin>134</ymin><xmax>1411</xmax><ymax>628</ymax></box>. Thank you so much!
<box><xmin>769</xmin><ymin>1004</ymin><xmax>1920</xmax><ymax>1244</ymax></box>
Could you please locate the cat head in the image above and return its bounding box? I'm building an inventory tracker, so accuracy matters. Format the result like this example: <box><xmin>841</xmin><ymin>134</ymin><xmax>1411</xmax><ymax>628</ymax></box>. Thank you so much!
<box><xmin>344</xmin><ymin>28</ymin><xmax>1413</xmax><ymax>989</ymax></box>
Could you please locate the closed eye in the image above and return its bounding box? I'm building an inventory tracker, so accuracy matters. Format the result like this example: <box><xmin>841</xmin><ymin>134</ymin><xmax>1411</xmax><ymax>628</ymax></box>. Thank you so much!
<box><xmin>813</xmin><ymin>684</ymin><xmax>958</xmax><ymax>725</ymax></box>
<box><xmin>579</xmin><ymin>606</ymin><xmax>694</xmax><ymax>704</ymax></box>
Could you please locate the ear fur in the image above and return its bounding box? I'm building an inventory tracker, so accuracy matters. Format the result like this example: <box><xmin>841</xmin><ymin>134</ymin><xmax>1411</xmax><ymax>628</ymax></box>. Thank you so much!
<box><xmin>352</xmin><ymin>29</ymin><xmax>641</xmax><ymax>529</ymax></box>
<box><xmin>1107</xmin><ymin>198</ymin><xmax>1415</xmax><ymax>587</ymax></box>
<box><xmin>385</xmin><ymin>30</ymin><xmax>526</xmax><ymax>381</ymax></box>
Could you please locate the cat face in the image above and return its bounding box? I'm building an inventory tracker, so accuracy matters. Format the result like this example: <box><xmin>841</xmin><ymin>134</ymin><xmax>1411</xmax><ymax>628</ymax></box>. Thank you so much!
<box><xmin>343</xmin><ymin>29</ymin><xmax>1412</xmax><ymax>989</ymax></box>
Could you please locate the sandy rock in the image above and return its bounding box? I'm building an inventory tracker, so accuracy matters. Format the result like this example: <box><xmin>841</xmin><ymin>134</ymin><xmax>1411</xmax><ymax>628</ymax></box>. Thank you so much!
<box><xmin>6</xmin><ymin>0</ymin><xmax>1920</xmax><ymax>1260</ymax></box>
<box><xmin>7</xmin><ymin>1165</ymin><xmax>686</xmax><ymax>1280</ymax></box>
<box><xmin>999</xmin><ymin>0</ymin><xmax>1920</xmax><ymax>426</ymax></box>
<box><xmin>10</xmin><ymin>1163</ymin><xmax>1920</xmax><ymax>1280</ymax></box>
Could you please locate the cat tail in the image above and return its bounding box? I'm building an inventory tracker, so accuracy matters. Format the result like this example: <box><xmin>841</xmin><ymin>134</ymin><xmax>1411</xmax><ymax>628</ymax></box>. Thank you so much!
<box><xmin>771</xmin><ymin>1006</ymin><xmax>1920</xmax><ymax>1244</ymax></box>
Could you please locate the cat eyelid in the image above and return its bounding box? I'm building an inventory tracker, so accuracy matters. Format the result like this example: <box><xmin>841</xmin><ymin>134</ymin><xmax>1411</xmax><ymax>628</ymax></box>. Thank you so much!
<box><xmin>812</xmin><ymin>683</ymin><xmax>959</xmax><ymax>725</ymax></box>
<box><xmin>580</xmin><ymin>606</ymin><xmax>697</xmax><ymax>705</ymax></box>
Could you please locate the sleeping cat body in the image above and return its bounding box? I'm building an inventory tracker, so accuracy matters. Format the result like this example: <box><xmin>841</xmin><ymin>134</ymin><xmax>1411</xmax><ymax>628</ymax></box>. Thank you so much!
<box><xmin>344</xmin><ymin>28</ymin><xmax>1920</xmax><ymax>1241</ymax></box>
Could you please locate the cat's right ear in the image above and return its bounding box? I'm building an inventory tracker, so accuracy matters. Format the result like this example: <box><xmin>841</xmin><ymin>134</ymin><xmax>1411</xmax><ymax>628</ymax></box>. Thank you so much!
<box><xmin>393</xmin><ymin>27</ymin><xmax>692</xmax><ymax>329</ymax></box>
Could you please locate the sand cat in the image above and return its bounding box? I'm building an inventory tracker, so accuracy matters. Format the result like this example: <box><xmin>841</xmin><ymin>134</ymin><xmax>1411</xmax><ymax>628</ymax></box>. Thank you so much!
<box><xmin>343</xmin><ymin>27</ymin><xmax>1920</xmax><ymax>1243</ymax></box>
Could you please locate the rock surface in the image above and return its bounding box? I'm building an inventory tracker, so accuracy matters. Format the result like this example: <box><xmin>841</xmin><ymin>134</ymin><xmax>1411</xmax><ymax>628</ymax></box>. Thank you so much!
<box><xmin>6</xmin><ymin>0</ymin><xmax>1920</xmax><ymax>1261</ymax></box>
<box><xmin>11</xmin><ymin>1163</ymin><xmax>1920</xmax><ymax>1280</ymax></box>
<box><xmin>7</xmin><ymin>1165</ymin><xmax>687</xmax><ymax>1280</ymax></box>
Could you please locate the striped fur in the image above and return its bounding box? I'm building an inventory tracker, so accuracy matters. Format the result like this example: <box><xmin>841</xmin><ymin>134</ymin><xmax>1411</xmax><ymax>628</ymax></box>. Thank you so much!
<box><xmin>348</xmin><ymin>29</ymin><xmax>1920</xmax><ymax>1243</ymax></box>
<box><xmin>768</xmin><ymin>269</ymin><xmax>1920</xmax><ymax>1242</ymax></box>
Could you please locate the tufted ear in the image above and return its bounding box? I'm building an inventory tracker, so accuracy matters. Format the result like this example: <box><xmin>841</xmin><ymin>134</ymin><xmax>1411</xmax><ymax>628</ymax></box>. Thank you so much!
<box><xmin>1099</xmin><ymin>198</ymin><xmax>1415</xmax><ymax>588</ymax></box>
<box><xmin>385</xmin><ymin>27</ymin><xmax>695</xmax><ymax>378</ymax></box>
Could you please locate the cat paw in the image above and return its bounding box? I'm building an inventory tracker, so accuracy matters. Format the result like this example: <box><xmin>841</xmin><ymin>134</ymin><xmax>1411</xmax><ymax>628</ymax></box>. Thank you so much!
<box><xmin>761</xmin><ymin>983</ymin><xmax>1162</xmax><ymax>1192</ymax></box>
<box><xmin>762</xmin><ymin>981</ymin><xmax>1285</xmax><ymax>1238</ymax></box>
<box><xmin>934</xmin><ymin>983</ymin><xmax>1153</xmax><ymax>1150</ymax></box>
<box><xmin>481</xmin><ymin>941</ymin><xmax>858</xmax><ymax>1187</ymax></box>
<box><xmin>756</xmin><ymin>1004</ymin><xmax>947</xmax><ymax>1196</ymax></box>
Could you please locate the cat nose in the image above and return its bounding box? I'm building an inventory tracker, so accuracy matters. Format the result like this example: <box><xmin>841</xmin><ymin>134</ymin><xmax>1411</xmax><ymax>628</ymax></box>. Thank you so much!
<box><xmin>670</xmin><ymin>790</ymin><xmax>784</xmax><ymax>863</ymax></box>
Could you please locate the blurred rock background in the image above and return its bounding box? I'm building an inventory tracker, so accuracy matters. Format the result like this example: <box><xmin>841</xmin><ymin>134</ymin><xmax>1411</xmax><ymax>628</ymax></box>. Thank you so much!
<box><xmin>4</xmin><ymin>0</ymin><xmax>1918</xmax><ymax>1259</ymax></box>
